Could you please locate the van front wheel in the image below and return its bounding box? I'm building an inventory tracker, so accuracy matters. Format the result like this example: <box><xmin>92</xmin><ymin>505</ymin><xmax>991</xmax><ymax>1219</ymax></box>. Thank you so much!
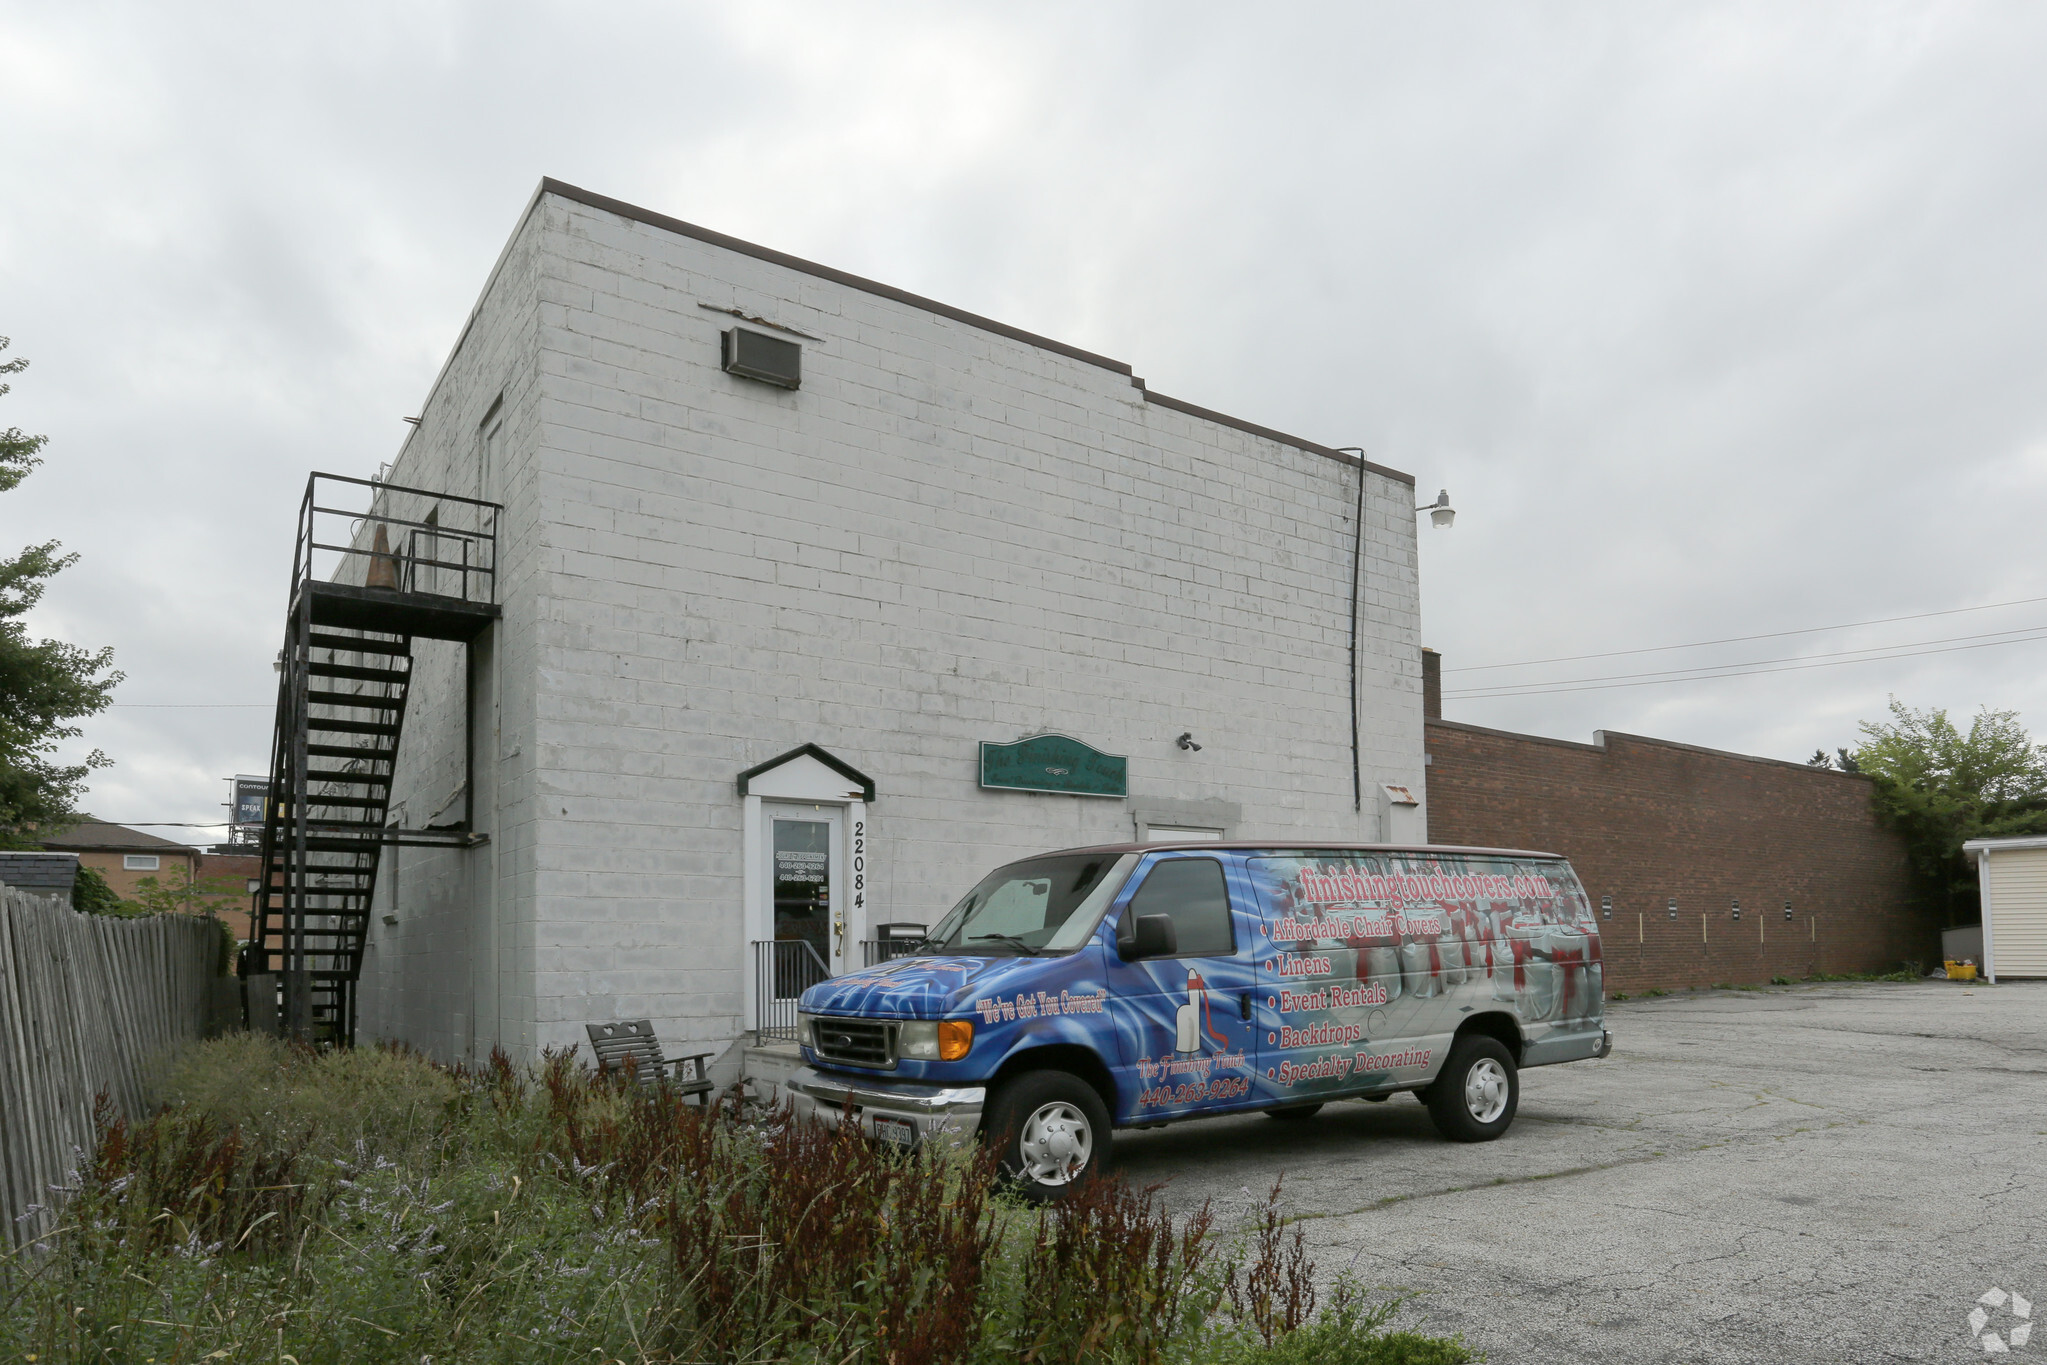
<box><xmin>984</xmin><ymin>1070</ymin><xmax>1110</xmax><ymax>1201</ymax></box>
<box><xmin>1425</xmin><ymin>1036</ymin><xmax>1518</xmax><ymax>1142</ymax></box>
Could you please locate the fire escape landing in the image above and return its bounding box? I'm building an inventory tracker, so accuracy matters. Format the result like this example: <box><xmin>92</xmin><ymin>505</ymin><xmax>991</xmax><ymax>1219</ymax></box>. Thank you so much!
<box><xmin>253</xmin><ymin>473</ymin><xmax>501</xmax><ymax>1045</ymax></box>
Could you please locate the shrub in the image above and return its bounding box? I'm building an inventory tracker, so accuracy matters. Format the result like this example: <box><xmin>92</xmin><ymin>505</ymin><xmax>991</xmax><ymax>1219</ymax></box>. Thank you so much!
<box><xmin>72</xmin><ymin>1093</ymin><xmax>328</xmax><ymax>1256</ymax></box>
<box><xmin>1</xmin><ymin>1038</ymin><xmax>1468</xmax><ymax>1365</ymax></box>
<box><xmin>1011</xmin><ymin>1169</ymin><xmax>1217</xmax><ymax>1362</ymax></box>
<box><xmin>70</xmin><ymin>863</ymin><xmax>121</xmax><ymax>912</ymax></box>
<box><xmin>160</xmin><ymin>1031</ymin><xmax>464</xmax><ymax>1165</ymax></box>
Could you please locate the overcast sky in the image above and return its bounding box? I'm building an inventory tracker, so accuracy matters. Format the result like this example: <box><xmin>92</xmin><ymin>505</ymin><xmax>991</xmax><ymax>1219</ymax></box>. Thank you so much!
<box><xmin>6</xmin><ymin>3</ymin><xmax>2046</xmax><ymax>842</ymax></box>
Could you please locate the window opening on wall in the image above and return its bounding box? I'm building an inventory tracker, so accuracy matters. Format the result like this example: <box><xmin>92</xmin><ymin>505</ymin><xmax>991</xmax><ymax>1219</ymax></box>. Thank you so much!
<box><xmin>123</xmin><ymin>854</ymin><xmax>160</xmax><ymax>871</ymax></box>
<box><xmin>478</xmin><ymin>390</ymin><xmax>504</xmax><ymax>506</ymax></box>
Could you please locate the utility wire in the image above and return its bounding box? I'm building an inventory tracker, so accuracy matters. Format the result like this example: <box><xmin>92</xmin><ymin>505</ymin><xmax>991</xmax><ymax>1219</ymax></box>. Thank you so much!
<box><xmin>1444</xmin><ymin>592</ymin><xmax>2047</xmax><ymax>674</ymax></box>
<box><xmin>1445</xmin><ymin>622</ymin><xmax>2047</xmax><ymax>697</ymax></box>
<box><xmin>1443</xmin><ymin>631</ymin><xmax>2047</xmax><ymax>701</ymax></box>
<box><xmin>88</xmin><ymin>821</ymin><xmax>236</xmax><ymax>828</ymax></box>
<box><xmin>110</xmin><ymin>703</ymin><xmax>270</xmax><ymax>709</ymax></box>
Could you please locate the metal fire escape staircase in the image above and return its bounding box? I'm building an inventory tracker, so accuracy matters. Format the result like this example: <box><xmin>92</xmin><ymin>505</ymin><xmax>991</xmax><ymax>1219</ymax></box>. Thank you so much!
<box><xmin>253</xmin><ymin>473</ymin><xmax>501</xmax><ymax>1044</ymax></box>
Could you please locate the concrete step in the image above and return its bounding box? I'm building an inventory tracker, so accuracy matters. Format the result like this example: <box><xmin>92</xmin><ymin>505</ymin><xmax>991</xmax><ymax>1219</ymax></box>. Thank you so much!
<box><xmin>741</xmin><ymin>1039</ymin><xmax>805</xmax><ymax>1103</ymax></box>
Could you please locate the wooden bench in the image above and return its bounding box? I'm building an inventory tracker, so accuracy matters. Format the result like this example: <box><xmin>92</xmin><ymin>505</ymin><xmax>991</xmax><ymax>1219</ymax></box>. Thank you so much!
<box><xmin>583</xmin><ymin>1021</ymin><xmax>715</xmax><ymax>1103</ymax></box>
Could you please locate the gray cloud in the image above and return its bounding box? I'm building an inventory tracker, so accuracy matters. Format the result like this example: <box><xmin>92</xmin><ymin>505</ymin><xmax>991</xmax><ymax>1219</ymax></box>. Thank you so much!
<box><xmin>5</xmin><ymin>2</ymin><xmax>2045</xmax><ymax>838</ymax></box>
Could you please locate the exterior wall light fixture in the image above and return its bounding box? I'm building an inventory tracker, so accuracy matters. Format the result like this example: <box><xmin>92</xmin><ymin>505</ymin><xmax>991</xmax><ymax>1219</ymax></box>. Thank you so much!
<box><xmin>1176</xmin><ymin>733</ymin><xmax>1202</xmax><ymax>751</ymax></box>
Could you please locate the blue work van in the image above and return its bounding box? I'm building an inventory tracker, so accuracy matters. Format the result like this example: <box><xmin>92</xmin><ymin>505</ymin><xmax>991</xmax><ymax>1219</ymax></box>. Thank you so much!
<box><xmin>788</xmin><ymin>842</ymin><xmax>1611</xmax><ymax>1198</ymax></box>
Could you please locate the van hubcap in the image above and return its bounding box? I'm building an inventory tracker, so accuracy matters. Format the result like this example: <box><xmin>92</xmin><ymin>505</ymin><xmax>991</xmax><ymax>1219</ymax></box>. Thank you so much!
<box><xmin>1464</xmin><ymin>1058</ymin><xmax>1509</xmax><ymax>1124</ymax></box>
<box><xmin>1017</xmin><ymin>1101</ymin><xmax>1093</xmax><ymax>1184</ymax></box>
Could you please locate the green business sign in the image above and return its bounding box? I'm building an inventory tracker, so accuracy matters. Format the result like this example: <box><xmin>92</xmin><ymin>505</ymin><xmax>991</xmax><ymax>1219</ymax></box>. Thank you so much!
<box><xmin>979</xmin><ymin>733</ymin><xmax>1128</xmax><ymax>798</ymax></box>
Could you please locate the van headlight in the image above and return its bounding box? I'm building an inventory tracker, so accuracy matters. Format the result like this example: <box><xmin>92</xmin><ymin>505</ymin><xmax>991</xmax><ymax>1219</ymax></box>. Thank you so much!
<box><xmin>797</xmin><ymin>1012</ymin><xmax>818</xmax><ymax>1049</ymax></box>
<box><xmin>897</xmin><ymin>1019</ymin><xmax>973</xmax><ymax>1062</ymax></box>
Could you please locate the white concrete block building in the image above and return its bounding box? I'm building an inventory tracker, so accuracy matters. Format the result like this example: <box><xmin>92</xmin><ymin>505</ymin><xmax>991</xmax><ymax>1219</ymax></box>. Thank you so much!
<box><xmin>353</xmin><ymin>179</ymin><xmax>1428</xmax><ymax>1075</ymax></box>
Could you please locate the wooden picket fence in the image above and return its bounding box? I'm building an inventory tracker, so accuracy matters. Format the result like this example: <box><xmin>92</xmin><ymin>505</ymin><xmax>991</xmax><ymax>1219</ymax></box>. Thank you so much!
<box><xmin>0</xmin><ymin>888</ymin><xmax>222</xmax><ymax>1244</ymax></box>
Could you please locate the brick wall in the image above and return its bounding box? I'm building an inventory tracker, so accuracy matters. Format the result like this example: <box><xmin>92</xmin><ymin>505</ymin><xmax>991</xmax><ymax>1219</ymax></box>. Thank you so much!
<box><xmin>1425</xmin><ymin>719</ymin><xmax>1932</xmax><ymax>992</ymax></box>
<box><xmin>74</xmin><ymin>847</ymin><xmax>200</xmax><ymax>904</ymax></box>
<box><xmin>198</xmin><ymin>851</ymin><xmax>260</xmax><ymax>942</ymax></box>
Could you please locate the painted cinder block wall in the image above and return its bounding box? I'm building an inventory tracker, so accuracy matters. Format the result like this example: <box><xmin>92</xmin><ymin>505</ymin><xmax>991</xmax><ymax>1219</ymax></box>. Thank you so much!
<box><xmin>1424</xmin><ymin>718</ymin><xmax>1931</xmax><ymax>991</ymax></box>
<box><xmin>357</xmin><ymin>181</ymin><xmax>1428</xmax><ymax>1068</ymax></box>
<box><xmin>356</xmin><ymin>206</ymin><xmax>548</xmax><ymax>1065</ymax></box>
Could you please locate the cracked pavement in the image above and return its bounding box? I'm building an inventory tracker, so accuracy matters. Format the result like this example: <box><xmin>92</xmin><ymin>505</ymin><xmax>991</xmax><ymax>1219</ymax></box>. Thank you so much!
<box><xmin>1108</xmin><ymin>980</ymin><xmax>2047</xmax><ymax>1362</ymax></box>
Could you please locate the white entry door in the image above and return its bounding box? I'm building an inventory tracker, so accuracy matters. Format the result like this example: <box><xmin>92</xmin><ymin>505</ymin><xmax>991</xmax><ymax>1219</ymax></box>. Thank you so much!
<box><xmin>762</xmin><ymin>802</ymin><xmax>847</xmax><ymax>978</ymax></box>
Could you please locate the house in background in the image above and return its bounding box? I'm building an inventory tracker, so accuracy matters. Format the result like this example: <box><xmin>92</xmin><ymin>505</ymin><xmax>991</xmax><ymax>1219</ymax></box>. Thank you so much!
<box><xmin>35</xmin><ymin>818</ymin><xmax>258</xmax><ymax>940</ymax></box>
<box><xmin>40</xmin><ymin>817</ymin><xmax>202</xmax><ymax>901</ymax></box>
<box><xmin>260</xmin><ymin>178</ymin><xmax>1434</xmax><ymax>1073</ymax></box>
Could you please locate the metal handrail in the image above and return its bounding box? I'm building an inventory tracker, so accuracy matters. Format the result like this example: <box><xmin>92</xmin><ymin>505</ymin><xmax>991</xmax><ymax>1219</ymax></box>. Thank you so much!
<box><xmin>308</xmin><ymin>469</ymin><xmax>503</xmax><ymax>508</ymax></box>
<box><xmin>752</xmin><ymin>938</ymin><xmax>831</xmax><ymax>1044</ymax></box>
<box><xmin>262</xmin><ymin>471</ymin><xmax>503</xmax><ymax>1045</ymax></box>
<box><xmin>293</xmin><ymin>471</ymin><xmax>501</xmax><ymax>611</ymax></box>
<box><xmin>860</xmin><ymin>938</ymin><xmax>926</xmax><ymax>968</ymax></box>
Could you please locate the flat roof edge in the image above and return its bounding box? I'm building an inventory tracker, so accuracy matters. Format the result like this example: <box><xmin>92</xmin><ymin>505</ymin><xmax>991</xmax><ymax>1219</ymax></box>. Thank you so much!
<box><xmin>1141</xmin><ymin>390</ymin><xmax>1416</xmax><ymax>485</ymax></box>
<box><xmin>1426</xmin><ymin>717</ymin><xmax>1607</xmax><ymax>754</ymax></box>
<box><xmin>1963</xmin><ymin>836</ymin><xmax>2047</xmax><ymax>852</ymax></box>
<box><xmin>541</xmin><ymin>178</ymin><xmax>1131</xmax><ymax>375</ymax></box>
<box><xmin>538</xmin><ymin>178</ymin><xmax>1417</xmax><ymax>488</ymax></box>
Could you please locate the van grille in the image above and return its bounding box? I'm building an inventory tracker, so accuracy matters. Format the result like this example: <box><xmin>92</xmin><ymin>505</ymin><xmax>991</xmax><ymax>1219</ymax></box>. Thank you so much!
<box><xmin>811</xmin><ymin>1017</ymin><xmax>894</xmax><ymax>1069</ymax></box>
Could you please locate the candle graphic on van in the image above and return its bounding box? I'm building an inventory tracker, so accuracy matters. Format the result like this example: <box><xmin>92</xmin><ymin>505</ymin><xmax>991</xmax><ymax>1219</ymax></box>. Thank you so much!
<box><xmin>1176</xmin><ymin>969</ymin><xmax>1228</xmax><ymax>1053</ymax></box>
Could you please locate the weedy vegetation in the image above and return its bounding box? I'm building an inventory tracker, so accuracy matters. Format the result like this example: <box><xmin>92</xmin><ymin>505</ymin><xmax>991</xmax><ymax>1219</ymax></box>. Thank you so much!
<box><xmin>2</xmin><ymin>1035</ymin><xmax>1469</xmax><ymax>1364</ymax></box>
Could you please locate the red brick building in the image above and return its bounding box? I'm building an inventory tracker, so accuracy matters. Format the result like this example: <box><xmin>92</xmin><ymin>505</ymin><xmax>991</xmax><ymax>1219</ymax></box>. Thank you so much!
<box><xmin>1421</xmin><ymin>657</ymin><xmax>1932</xmax><ymax>991</ymax></box>
<box><xmin>36</xmin><ymin>818</ymin><xmax>259</xmax><ymax>942</ymax></box>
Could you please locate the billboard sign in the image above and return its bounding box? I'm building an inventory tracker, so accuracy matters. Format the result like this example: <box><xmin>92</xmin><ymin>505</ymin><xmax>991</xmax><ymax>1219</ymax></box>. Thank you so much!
<box><xmin>230</xmin><ymin>776</ymin><xmax>269</xmax><ymax>843</ymax></box>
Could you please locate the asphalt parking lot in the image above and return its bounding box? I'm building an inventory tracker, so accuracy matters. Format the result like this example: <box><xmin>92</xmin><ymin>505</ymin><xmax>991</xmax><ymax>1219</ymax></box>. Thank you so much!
<box><xmin>1110</xmin><ymin>980</ymin><xmax>2047</xmax><ymax>1363</ymax></box>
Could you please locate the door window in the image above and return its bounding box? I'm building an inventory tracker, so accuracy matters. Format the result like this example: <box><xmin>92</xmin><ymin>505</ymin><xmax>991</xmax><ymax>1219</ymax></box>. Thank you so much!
<box><xmin>772</xmin><ymin>818</ymin><xmax>832</xmax><ymax>975</ymax></box>
<box><xmin>1124</xmin><ymin>857</ymin><xmax>1235</xmax><ymax>957</ymax></box>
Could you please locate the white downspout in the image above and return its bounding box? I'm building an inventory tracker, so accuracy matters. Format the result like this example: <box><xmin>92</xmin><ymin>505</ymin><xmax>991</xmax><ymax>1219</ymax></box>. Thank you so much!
<box><xmin>1977</xmin><ymin>849</ymin><xmax>1998</xmax><ymax>984</ymax></box>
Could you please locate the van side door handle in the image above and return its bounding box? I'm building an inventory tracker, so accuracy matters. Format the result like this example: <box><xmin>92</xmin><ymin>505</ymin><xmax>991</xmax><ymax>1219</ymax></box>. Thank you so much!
<box><xmin>1239</xmin><ymin>992</ymin><xmax>1253</xmax><ymax>1022</ymax></box>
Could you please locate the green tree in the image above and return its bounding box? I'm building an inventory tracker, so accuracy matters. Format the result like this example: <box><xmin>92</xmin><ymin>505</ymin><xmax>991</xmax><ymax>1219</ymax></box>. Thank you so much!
<box><xmin>1852</xmin><ymin>697</ymin><xmax>2047</xmax><ymax>921</ymax></box>
<box><xmin>70</xmin><ymin>862</ymin><xmax>123</xmax><ymax>913</ymax></box>
<box><xmin>126</xmin><ymin>869</ymin><xmax>246</xmax><ymax>919</ymax></box>
<box><xmin>0</xmin><ymin>337</ymin><xmax>121</xmax><ymax>846</ymax></box>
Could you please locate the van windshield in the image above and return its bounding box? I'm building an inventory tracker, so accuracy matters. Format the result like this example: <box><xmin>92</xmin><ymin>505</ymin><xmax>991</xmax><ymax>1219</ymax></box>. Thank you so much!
<box><xmin>923</xmin><ymin>853</ymin><xmax>1138</xmax><ymax>956</ymax></box>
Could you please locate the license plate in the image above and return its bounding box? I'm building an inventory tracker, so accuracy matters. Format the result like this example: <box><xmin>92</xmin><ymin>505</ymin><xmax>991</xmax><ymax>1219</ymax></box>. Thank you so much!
<box><xmin>872</xmin><ymin>1115</ymin><xmax>916</xmax><ymax>1146</ymax></box>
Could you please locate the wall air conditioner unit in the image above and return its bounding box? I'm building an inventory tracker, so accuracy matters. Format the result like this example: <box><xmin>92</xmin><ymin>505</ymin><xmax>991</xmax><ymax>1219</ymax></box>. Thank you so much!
<box><xmin>721</xmin><ymin>328</ymin><xmax>801</xmax><ymax>389</ymax></box>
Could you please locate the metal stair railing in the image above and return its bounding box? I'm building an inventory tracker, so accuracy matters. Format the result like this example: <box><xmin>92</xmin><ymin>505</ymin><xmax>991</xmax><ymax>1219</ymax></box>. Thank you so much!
<box><xmin>751</xmin><ymin>939</ymin><xmax>832</xmax><ymax>1044</ymax></box>
<box><xmin>253</xmin><ymin>473</ymin><xmax>501</xmax><ymax>1046</ymax></box>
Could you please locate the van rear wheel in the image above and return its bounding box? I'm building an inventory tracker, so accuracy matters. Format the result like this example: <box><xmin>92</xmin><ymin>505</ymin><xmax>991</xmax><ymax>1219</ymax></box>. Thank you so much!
<box><xmin>1425</xmin><ymin>1035</ymin><xmax>1518</xmax><ymax>1142</ymax></box>
<box><xmin>984</xmin><ymin>1070</ymin><xmax>1110</xmax><ymax>1202</ymax></box>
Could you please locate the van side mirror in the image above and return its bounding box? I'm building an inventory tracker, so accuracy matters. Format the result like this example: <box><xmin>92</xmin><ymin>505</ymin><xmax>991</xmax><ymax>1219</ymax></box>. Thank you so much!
<box><xmin>1119</xmin><ymin>913</ymin><xmax>1178</xmax><ymax>961</ymax></box>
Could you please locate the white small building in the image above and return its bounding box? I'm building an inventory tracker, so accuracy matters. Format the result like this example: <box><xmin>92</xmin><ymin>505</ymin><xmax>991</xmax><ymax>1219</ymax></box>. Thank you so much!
<box><xmin>348</xmin><ymin>179</ymin><xmax>1430</xmax><ymax>1075</ymax></box>
<box><xmin>1962</xmin><ymin>836</ymin><xmax>2047</xmax><ymax>982</ymax></box>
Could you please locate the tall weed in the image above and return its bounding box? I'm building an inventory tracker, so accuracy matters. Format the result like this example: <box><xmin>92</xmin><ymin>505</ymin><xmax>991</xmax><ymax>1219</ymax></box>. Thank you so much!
<box><xmin>2</xmin><ymin>1037</ymin><xmax>1466</xmax><ymax>1364</ymax></box>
